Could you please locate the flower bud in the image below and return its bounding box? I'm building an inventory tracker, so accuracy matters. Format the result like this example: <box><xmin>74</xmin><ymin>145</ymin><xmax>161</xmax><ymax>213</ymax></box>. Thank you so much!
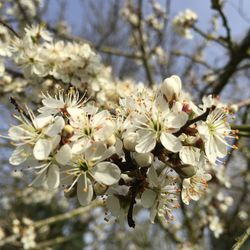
<box><xmin>106</xmin><ymin>134</ymin><xmax>116</xmax><ymax>146</ymax></box>
<box><xmin>175</xmin><ymin>164</ymin><xmax>197</xmax><ymax>178</ymax></box>
<box><xmin>63</xmin><ymin>125</ymin><xmax>74</xmax><ymax>137</ymax></box>
<box><xmin>123</xmin><ymin>132</ymin><xmax>138</xmax><ymax>151</ymax></box>
<box><xmin>94</xmin><ymin>182</ymin><xmax>108</xmax><ymax>195</ymax></box>
<box><xmin>133</xmin><ymin>152</ymin><xmax>153</xmax><ymax>167</ymax></box>
<box><xmin>161</xmin><ymin>75</ymin><xmax>182</xmax><ymax>102</ymax></box>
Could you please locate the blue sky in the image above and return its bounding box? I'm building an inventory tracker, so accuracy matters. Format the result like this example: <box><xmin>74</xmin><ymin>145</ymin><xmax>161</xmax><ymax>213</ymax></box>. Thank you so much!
<box><xmin>46</xmin><ymin>0</ymin><xmax>250</xmax><ymax>38</ymax></box>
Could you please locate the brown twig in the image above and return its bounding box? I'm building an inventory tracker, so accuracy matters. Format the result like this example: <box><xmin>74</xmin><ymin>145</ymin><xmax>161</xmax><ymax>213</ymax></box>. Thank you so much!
<box><xmin>137</xmin><ymin>0</ymin><xmax>155</xmax><ymax>87</ymax></box>
<box><xmin>174</xmin><ymin>107</ymin><xmax>213</xmax><ymax>137</ymax></box>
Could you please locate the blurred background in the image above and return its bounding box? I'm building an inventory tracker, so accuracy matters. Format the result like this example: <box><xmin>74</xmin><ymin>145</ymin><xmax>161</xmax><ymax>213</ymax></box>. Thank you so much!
<box><xmin>0</xmin><ymin>0</ymin><xmax>250</xmax><ymax>249</ymax></box>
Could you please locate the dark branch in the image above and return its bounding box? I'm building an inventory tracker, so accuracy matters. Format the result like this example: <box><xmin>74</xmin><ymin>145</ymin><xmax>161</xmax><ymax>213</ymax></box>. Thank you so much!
<box><xmin>0</xmin><ymin>20</ymin><xmax>20</xmax><ymax>38</ymax></box>
<box><xmin>211</xmin><ymin>0</ymin><xmax>232</xmax><ymax>49</ymax></box>
<box><xmin>10</xmin><ymin>97</ymin><xmax>31</xmax><ymax>121</ymax></box>
<box><xmin>174</xmin><ymin>107</ymin><xmax>213</xmax><ymax>137</ymax></box>
<box><xmin>212</xmin><ymin>29</ymin><xmax>250</xmax><ymax>95</ymax></box>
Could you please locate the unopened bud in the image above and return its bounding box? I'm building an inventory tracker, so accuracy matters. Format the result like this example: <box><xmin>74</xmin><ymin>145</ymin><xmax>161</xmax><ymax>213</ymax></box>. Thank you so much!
<box><xmin>175</xmin><ymin>164</ymin><xmax>197</xmax><ymax>178</ymax></box>
<box><xmin>123</xmin><ymin>132</ymin><xmax>138</xmax><ymax>151</ymax></box>
<box><xmin>106</xmin><ymin>134</ymin><xmax>116</xmax><ymax>146</ymax></box>
<box><xmin>63</xmin><ymin>125</ymin><xmax>74</xmax><ymax>137</ymax></box>
<box><xmin>229</xmin><ymin>104</ymin><xmax>238</xmax><ymax>113</ymax></box>
<box><xmin>133</xmin><ymin>152</ymin><xmax>154</xmax><ymax>167</ymax></box>
<box><xmin>94</xmin><ymin>182</ymin><xmax>108</xmax><ymax>195</ymax></box>
<box><xmin>161</xmin><ymin>75</ymin><xmax>182</xmax><ymax>102</ymax></box>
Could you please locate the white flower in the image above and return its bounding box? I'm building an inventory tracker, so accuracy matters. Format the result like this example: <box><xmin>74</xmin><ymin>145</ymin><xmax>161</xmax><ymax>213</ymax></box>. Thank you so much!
<box><xmin>38</xmin><ymin>88</ymin><xmax>86</xmax><ymax>116</ymax></box>
<box><xmin>24</xmin><ymin>24</ymin><xmax>53</xmax><ymax>43</ymax></box>
<box><xmin>106</xmin><ymin>195</ymin><xmax>126</xmax><ymax>225</ymax></box>
<box><xmin>172</xmin><ymin>9</ymin><xmax>198</xmax><ymax>39</ymax></box>
<box><xmin>30</xmin><ymin>143</ymin><xmax>72</xmax><ymax>189</ymax></box>
<box><xmin>197</xmin><ymin>108</ymin><xmax>231</xmax><ymax>164</ymax></box>
<box><xmin>160</xmin><ymin>75</ymin><xmax>182</xmax><ymax>102</ymax></box>
<box><xmin>62</xmin><ymin>142</ymin><xmax>121</xmax><ymax>206</ymax></box>
<box><xmin>181</xmin><ymin>155</ymin><xmax>212</xmax><ymax>205</ymax></box>
<box><xmin>8</xmin><ymin>110</ymin><xmax>65</xmax><ymax>163</ymax></box>
<box><xmin>69</xmin><ymin>109</ymin><xmax>115</xmax><ymax>154</ymax></box>
<box><xmin>16</xmin><ymin>46</ymin><xmax>47</xmax><ymax>77</ymax></box>
<box><xmin>135</xmin><ymin>101</ymin><xmax>188</xmax><ymax>153</ymax></box>
<box><xmin>141</xmin><ymin>166</ymin><xmax>179</xmax><ymax>223</ymax></box>
<box><xmin>179</xmin><ymin>146</ymin><xmax>200</xmax><ymax>166</ymax></box>
<box><xmin>208</xmin><ymin>215</ymin><xmax>223</xmax><ymax>238</ymax></box>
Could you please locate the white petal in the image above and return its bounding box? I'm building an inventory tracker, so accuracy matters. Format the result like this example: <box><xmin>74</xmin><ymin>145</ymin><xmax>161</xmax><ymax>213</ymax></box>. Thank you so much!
<box><xmin>165</xmin><ymin>112</ymin><xmax>188</xmax><ymax>129</ymax></box>
<box><xmin>106</xmin><ymin>196</ymin><xmax>121</xmax><ymax>217</ymax></box>
<box><xmin>33</xmin><ymin>139</ymin><xmax>52</xmax><ymax>160</ymax></box>
<box><xmin>9</xmin><ymin>145</ymin><xmax>31</xmax><ymax>165</ymax></box>
<box><xmin>205</xmin><ymin>136</ymin><xmax>217</xmax><ymax>163</ymax></box>
<box><xmin>141</xmin><ymin>189</ymin><xmax>157</xmax><ymax>208</ymax></box>
<box><xmin>135</xmin><ymin>130</ymin><xmax>156</xmax><ymax>153</ymax></box>
<box><xmin>85</xmin><ymin>142</ymin><xmax>107</xmax><ymax>162</ymax></box>
<box><xmin>214</xmin><ymin>135</ymin><xmax>227</xmax><ymax>158</ymax></box>
<box><xmin>182</xmin><ymin>178</ymin><xmax>191</xmax><ymax>189</ymax></box>
<box><xmin>8</xmin><ymin>126</ymin><xmax>32</xmax><ymax>140</ymax></box>
<box><xmin>160</xmin><ymin>132</ymin><xmax>182</xmax><ymax>152</ymax></box>
<box><xmin>42</xmin><ymin>98</ymin><xmax>64</xmax><ymax>108</ymax></box>
<box><xmin>44</xmin><ymin>116</ymin><xmax>65</xmax><ymax>137</ymax></box>
<box><xmin>34</xmin><ymin>114</ymin><xmax>53</xmax><ymax>129</ymax></box>
<box><xmin>29</xmin><ymin>169</ymin><xmax>47</xmax><ymax>187</ymax></box>
<box><xmin>51</xmin><ymin>135</ymin><xmax>61</xmax><ymax>150</ymax></box>
<box><xmin>46</xmin><ymin>164</ymin><xmax>60</xmax><ymax>189</ymax></box>
<box><xmin>77</xmin><ymin>175</ymin><xmax>93</xmax><ymax>206</ymax></box>
<box><xmin>181</xmin><ymin>189</ymin><xmax>190</xmax><ymax>205</ymax></box>
<box><xmin>92</xmin><ymin>110</ymin><xmax>110</xmax><ymax>127</ymax></box>
<box><xmin>147</xmin><ymin>166</ymin><xmax>159</xmax><ymax>187</ymax></box>
<box><xmin>149</xmin><ymin>202</ymin><xmax>158</xmax><ymax>223</ymax></box>
<box><xmin>179</xmin><ymin>146</ymin><xmax>200</xmax><ymax>165</ymax></box>
<box><xmin>55</xmin><ymin>144</ymin><xmax>72</xmax><ymax>165</ymax></box>
<box><xmin>72</xmin><ymin>138</ymin><xmax>90</xmax><ymax>154</ymax></box>
<box><xmin>94</xmin><ymin>123</ymin><xmax>114</xmax><ymax>141</ymax></box>
<box><xmin>92</xmin><ymin>162</ymin><xmax>121</xmax><ymax>185</ymax></box>
<box><xmin>67</xmin><ymin>108</ymin><xmax>85</xmax><ymax>121</ymax></box>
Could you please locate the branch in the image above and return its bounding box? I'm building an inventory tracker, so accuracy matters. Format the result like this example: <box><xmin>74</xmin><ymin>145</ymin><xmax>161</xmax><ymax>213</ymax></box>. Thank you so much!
<box><xmin>34</xmin><ymin>200</ymin><xmax>103</xmax><ymax>228</ymax></box>
<box><xmin>10</xmin><ymin>97</ymin><xmax>31</xmax><ymax>121</ymax></box>
<box><xmin>31</xmin><ymin>233</ymin><xmax>81</xmax><ymax>249</ymax></box>
<box><xmin>232</xmin><ymin>98</ymin><xmax>250</xmax><ymax>109</ymax></box>
<box><xmin>232</xmin><ymin>225</ymin><xmax>250</xmax><ymax>250</ymax></box>
<box><xmin>211</xmin><ymin>0</ymin><xmax>232</xmax><ymax>49</ymax></box>
<box><xmin>16</xmin><ymin>0</ymin><xmax>32</xmax><ymax>25</ymax></box>
<box><xmin>192</xmin><ymin>25</ymin><xmax>227</xmax><ymax>48</ymax></box>
<box><xmin>174</xmin><ymin>107</ymin><xmax>212</xmax><ymax>137</ymax></box>
<box><xmin>231</xmin><ymin>124</ymin><xmax>250</xmax><ymax>132</ymax></box>
<box><xmin>0</xmin><ymin>200</ymin><xmax>103</xmax><ymax>248</ymax></box>
<box><xmin>212</xmin><ymin>28</ymin><xmax>250</xmax><ymax>95</ymax></box>
<box><xmin>0</xmin><ymin>20</ymin><xmax>20</xmax><ymax>38</ymax></box>
<box><xmin>137</xmin><ymin>0</ymin><xmax>155</xmax><ymax>87</ymax></box>
<box><xmin>172</xmin><ymin>50</ymin><xmax>213</xmax><ymax>70</ymax></box>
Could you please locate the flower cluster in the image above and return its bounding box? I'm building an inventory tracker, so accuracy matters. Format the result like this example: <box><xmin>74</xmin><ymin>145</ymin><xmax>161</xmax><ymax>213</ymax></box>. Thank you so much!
<box><xmin>3</xmin><ymin>25</ymin><xmax>141</xmax><ymax>107</ymax></box>
<box><xmin>172</xmin><ymin>9</ymin><xmax>198</xmax><ymax>39</ymax></box>
<box><xmin>5</xmin><ymin>74</ymin><xmax>236</xmax><ymax>227</ymax></box>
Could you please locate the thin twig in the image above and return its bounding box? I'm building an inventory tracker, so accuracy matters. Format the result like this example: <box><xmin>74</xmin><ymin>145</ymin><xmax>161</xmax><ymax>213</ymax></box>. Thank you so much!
<box><xmin>174</xmin><ymin>107</ymin><xmax>213</xmax><ymax>137</ymax></box>
<box><xmin>137</xmin><ymin>0</ymin><xmax>155</xmax><ymax>87</ymax></box>
<box><xmin>211</xmin><ymin>0</ymin><xmax>233</xmax><ymax>49</ymax></box>
<box><xmin>0</xmin><ymin>20</ymin><xmax>20</xmax><ymax>38</ymax></box>
<box><xmin>232</xmin><ymin>225</ymin><xmax>250</xmax><ymax>250</ymax></box>
<box><xmin>34</xmin><ymin>199</ymin><xmax>103</xmax><ymax>228</ymax></box>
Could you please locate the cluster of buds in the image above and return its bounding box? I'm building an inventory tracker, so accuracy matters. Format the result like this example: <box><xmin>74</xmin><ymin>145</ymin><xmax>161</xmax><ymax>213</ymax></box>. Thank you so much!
<box><xmin>172</xmin><ymin>9</ymin><xmax>198</xmax><ymax>39</ymax></box>
<box><xmin>4</xmin><ymin>75</ymin><xmax>236</xmax><ymax>227</ymax></box>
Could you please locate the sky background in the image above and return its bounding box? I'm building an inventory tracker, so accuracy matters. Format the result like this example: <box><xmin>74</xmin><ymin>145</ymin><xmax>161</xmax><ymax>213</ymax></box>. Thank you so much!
<box><xmin>45</xmin><ymin>0</ymin><xmax>250</xmax><ymax>38</ymax></box>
